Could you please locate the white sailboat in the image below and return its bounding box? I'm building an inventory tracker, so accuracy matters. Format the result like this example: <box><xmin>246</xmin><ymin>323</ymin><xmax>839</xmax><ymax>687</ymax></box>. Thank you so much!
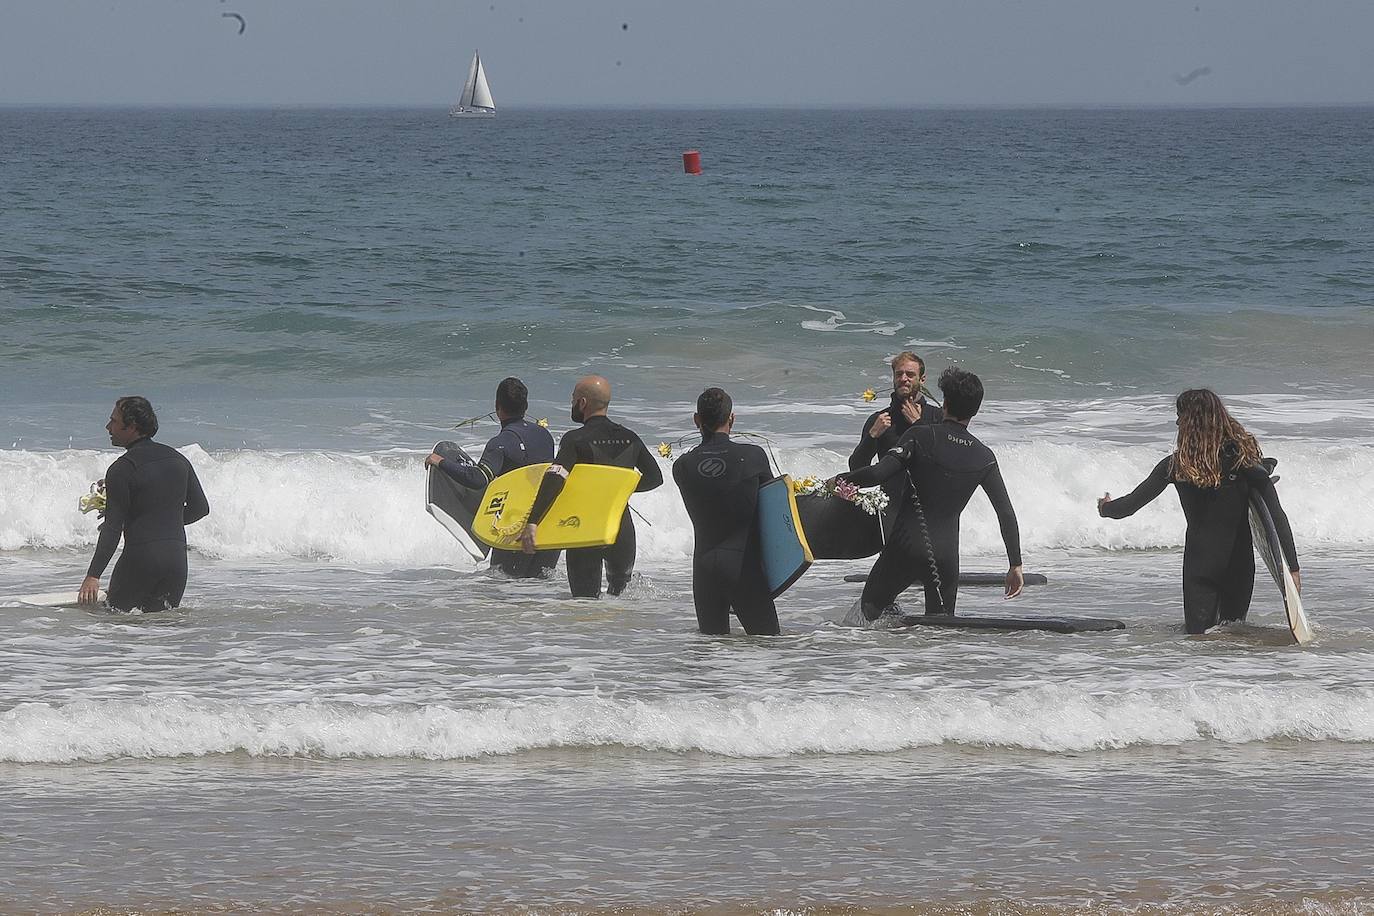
<box><xmin>450</xmin><ymin>50</ymin><xmax>496</xmax><ymax>118</ymax></box>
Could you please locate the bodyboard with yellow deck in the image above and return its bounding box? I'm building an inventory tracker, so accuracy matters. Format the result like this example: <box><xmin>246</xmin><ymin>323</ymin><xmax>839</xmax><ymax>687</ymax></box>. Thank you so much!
<box><xmin>473</xmin><ymin>463</ymin><xmax>642</xmax><ymax>551</ymax></box>
<box><xmin>757</xmin><ymin>475</ymin><xmax>814</xmax><ymax>598</ymax></box>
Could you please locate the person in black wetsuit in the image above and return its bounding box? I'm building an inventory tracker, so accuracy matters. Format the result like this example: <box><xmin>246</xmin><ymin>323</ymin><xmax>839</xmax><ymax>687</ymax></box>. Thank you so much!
<box><xmin>426</xmin><ymin>377</ymin><xmax>560</xmax><ymax>578</ymax></box>
<box><xmin>673</xmin><ymin>387</ymin><xmax>779</xmax><ymax>636</ymax></box>
<box><xmin>849</xmin><ymin>351</ymin><xmax>944</xmax><ymax>471</ymax></box>
<box><xmin>518</xmin><ymin>375</ymin><xmax>663</xmax><ymax>597</ymax></box>
<box><xmin>837</xmin><ymin>367</ymin><xmax>1023</xmax><ymax>619</ymax></box>
<box><xmin>78</xmin><ymin>397</ymin><xmax>210</xmax><ymax>611</ymax></box>
<box><xmin>850</xmin><ymin>351</ymin><xmax>944</xmax><ymax>539</ymax></box>
<box><xmin>1098</xmin><ymin>388</ymin><xmax>1300</xmax><ymax>635</ymax></box>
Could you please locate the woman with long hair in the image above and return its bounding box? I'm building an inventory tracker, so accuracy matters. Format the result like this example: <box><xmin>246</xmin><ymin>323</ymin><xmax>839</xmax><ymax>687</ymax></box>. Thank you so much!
<box><xmin>1098</xmin><ymin>389</ymin><xmax>1299</xmax><ymax>634</ymax></box>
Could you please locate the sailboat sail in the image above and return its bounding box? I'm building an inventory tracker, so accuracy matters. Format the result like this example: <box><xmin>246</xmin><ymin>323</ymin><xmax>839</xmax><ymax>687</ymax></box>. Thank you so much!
<box><xmin>470</xmin><ymin>60</ymin><xmax>495</xmax><ymax>110</ymax></box>
<box><xmin>451</xmin><ymin>51</ymin><xmax>496</xmax><ymax>117</ymax></box>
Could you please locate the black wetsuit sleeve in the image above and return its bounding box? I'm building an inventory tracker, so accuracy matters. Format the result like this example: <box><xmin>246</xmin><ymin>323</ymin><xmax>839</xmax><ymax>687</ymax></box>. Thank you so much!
<box><xmin>183</xmin><ymin>462</ymin><xmax>210</xmax><ymax>525</ymax></box>
<box><xmin>439</xmin><ymin>430</ymin><xmax>510</xmax><ymax>490</ymax></box>
<box><xmin>754</xmin><ymin>449</ymin><xmax>773</xmax><ymax>486</ymax></box>
<box><xmin>437</xmin><ymin>456</ymin><xmax>490</xmax><ymax>490</ymax></box>
<box><xmin>87</xmin><ymin>459</ymin><xmax>130</xmax><ymax>578</ymax></box>
<box><xmin>1099</xmin><ymin>457</ymin><xmax>1172</xmax><ymax>519</ymax></box>
<box><xmin>842</xmin><ymin>451</ymin><xmax>904</xmax><ymax>488</ymax></box>
<box><xmin>848</xmin><ymin>412</ymin><xmax>882</xmax><ymax>470</ymax></box>
<box><xmin>632</xmin><ymin>434</ymin><xmax>664</xmax><ymax>493</ymax></box>
<box><xmin>981</xmin><ymin>463</ymin><xmax>1022</xmax><ymax>568</ymax></box>
<box><xmin>527</xmin><ymin>470</ymin><xmax>566</xmax><ymax>525</ymax></box>
<box><xmin>527</xmin><ymin>432</ymin><xmax>579</xmax><ymax>524</ymax></box>
<box><xmin>1246</xmin><ymin>465</ymin><xmax>1300</xmax><ymax>571</ymax></box>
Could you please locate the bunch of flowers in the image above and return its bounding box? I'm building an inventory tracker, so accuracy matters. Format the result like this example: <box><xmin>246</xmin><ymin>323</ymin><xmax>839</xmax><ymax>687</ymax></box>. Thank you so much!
<box><xmin>790</xmin><ymin>475</ymin><xmax>889</xmax><ymax>516</ymax></box>
<box><xmin>78</xmin><ymin>481</ymin><xmax>106</xmax><ymax>516</ymax></box>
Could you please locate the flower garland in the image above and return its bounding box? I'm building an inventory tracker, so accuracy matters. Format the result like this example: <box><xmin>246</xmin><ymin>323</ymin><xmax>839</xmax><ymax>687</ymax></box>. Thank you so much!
<box><xmin>791</xmin><ymin>475</ymin><xmax>889</xmax><ymax>516</ymax></box>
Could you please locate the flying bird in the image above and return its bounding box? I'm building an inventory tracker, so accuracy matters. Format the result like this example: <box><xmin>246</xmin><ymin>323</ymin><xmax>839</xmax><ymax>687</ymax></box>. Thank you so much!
<box><xmin>222</xmin><ymin>12</ymin><xmax>246</xmax><ymax>34</ymax></box>
<box><xmin>1173</xmin><ymin>66</ymin><xmax>1212</xmax><ymax>86</ymax></box>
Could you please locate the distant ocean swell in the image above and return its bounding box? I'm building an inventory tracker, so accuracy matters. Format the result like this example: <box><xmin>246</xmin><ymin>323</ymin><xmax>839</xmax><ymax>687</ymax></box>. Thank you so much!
<box><xmin>3</xmin><ymin>686</ymin><xmax>1372</xmax><ymax>763</ymax></box>
<box><xmin>1</xmin><ymin>441</ymin><xmax>1369</xmax><ymax>564</ymax></box>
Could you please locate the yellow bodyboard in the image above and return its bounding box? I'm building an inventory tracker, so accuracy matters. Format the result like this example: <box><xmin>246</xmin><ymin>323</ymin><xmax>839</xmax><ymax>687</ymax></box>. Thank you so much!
<box><xmin>473</xmin><ymin>463</ymin><xmax>643</xmax><ymax>551</ymax></box>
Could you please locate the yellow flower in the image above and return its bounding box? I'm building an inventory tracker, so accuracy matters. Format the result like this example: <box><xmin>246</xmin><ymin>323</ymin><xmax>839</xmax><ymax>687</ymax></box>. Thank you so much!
<box><xmin>862</xmin><ymin>388</ymin><xmax>877</xmax><ymax>402</ymax></box>
<box><xmin>537</xmin><ymin>418</ymin><xmax>549</xmax><ymax>428</ymax></box>
<box><xmin>657</xmin><ymin>442</ymin><xmax>673</xmax><ymax>458</ymax></box>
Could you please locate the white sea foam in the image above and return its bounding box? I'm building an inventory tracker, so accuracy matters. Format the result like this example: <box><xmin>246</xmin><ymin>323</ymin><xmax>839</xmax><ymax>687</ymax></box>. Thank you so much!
<box><xmin>1</xmin><ymin>436</ymin><xmax>1370</xmax><ymax>566</ymax></box>
<box><xmin>796</xmin><ymin>305</ymin><xmax>904</xmax><ymax>336</ymax></box>
<box><xmin>2</xmin><ymin>685</ymin><xmax>1371</xmax><ymax>763</ymax></box>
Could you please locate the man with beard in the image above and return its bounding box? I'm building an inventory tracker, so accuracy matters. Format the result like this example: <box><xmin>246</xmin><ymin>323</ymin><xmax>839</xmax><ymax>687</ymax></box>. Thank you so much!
<box><xmin>849</xmin><ymin>351</ymin><xmax>943</xmax><ymax>472</ymax></box>
<box><xmin>78</xmin><ymin>396</ymin><xmax>211</xmax><ymax>611</ymax></box>
<box><xmin>519</xmin><ymin>375</ymin><xmax>663</xmax><ymax>597</ymax></box>
<box><xmin>848</xmin><ymin>351</ymin><xmax>944</xmax><ymax>542</ymax></box>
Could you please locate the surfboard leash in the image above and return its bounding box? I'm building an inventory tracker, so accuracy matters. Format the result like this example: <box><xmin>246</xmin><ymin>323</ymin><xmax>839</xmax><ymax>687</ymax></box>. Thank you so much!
<box><xmin>452</xmin><ymin>411</ymin><xmax>497</xmax><ymax>430</ymax></box>
<box><xmin>656</xmin><ymin>430</ymin><xmax>783</xmax><ymax>476</ymax></box>
<box><xmin>902</xmin><ymin>468</ymin><xmax>947</xmax><ymax>615</ymax></box>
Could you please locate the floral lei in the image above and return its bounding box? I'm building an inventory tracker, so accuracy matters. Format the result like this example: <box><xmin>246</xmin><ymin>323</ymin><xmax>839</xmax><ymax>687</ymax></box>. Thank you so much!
<box><xmin>790</xmin><ymin>475</ymin><xmax>889</xmax><ymax>516</ymax></box>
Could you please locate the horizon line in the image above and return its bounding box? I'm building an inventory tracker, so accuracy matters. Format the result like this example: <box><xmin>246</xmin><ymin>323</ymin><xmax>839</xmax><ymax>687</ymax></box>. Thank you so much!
<box><xmin>4</xmin><ymin>101</ymin><xmax>1374</xmax><ymax>112</ymax></box>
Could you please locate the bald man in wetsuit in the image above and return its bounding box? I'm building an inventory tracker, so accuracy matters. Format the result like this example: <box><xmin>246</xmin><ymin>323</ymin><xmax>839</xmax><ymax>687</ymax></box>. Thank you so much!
<box><xmin>78</xmin><ymin>397</ymin><xmax>211</xmax><ymax>611</ymax></box>
<box><xmin>838</xmin><ymin>367</ymin><xmax>1023</xmax><ymax>619</ymax></box>
<box><xmin>519</xmin><ymin>375</ymin><xmax>663</xmax><ymax>597</ymax></box>
<box><xmin>673</xmin><ymin>387</ymin><xmax>779</xmax><ymax>635</ymax></box>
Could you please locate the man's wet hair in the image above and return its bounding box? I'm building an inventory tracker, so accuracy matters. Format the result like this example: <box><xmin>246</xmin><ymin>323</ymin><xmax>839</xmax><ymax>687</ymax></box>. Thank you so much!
<box><xmin>697</xmin><ymin>387</ymin><xmax>733</xmax><ymax>431</ymax></box>
<box><xmin>938</xmin><ymin>368</ymin><xmax>984</xmax><ymax>420</ymax></box>
<box><xmin>496</xmin><ymin>377</ymin><xmax>528</xmax><ymax>417</ymax></box>
<box><xmin>890</xmin><ymin>351</ymin><xmax>926</xmax><ymax>377</ymax></box>
<box><xmin>115</xmin><ymin>396</ymin><xmax>159</xmax><ymax>437</ymax></box>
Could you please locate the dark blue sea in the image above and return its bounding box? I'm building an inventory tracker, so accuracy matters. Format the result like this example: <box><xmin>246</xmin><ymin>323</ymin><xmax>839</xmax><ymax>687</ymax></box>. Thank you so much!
<box><xmin>2</xmin><ymin>107</ymin><xmax>1373</xmax><ymax>913</ymax></box>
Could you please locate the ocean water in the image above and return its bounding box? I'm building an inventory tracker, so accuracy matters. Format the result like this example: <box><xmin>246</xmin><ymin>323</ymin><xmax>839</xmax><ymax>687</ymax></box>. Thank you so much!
<box><xmin>2</xmin><ymin>107</ymin><xmax>1374</xmax><ymax>913</ymax></box>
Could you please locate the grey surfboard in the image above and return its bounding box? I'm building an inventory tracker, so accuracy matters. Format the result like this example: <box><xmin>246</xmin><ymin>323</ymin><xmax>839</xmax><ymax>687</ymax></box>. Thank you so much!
<box><xmin>844</xmin><ymin>572</ymin><xmax>1048</xmax><ymax>586</ymax></box>
<box><xmin>894</xmin><ymin>613</ymin><xmax>1124</xmax><ymax>634</ymax></box>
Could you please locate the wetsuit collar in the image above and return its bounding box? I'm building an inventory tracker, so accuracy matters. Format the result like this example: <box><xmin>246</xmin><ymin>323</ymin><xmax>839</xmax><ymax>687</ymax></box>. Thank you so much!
<box><xmin>499</xmin><ymin>416</ymin><xmax>523</xmax><ymax>427</ymax></box>
<box><xmin>582</xmin><ymin>414</ymin><xmax>611</xmax><ymax>425</ymax></box>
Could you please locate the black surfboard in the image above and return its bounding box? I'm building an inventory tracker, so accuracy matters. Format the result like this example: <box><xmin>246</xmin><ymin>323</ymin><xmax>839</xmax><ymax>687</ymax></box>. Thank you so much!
<box><xmin>425</xmin><ymin>441</ymin><xmax>490</xmax><ymax>561</ymax></box>
<box><xmin>894</xmin><ymin>613</ymin><xmax>1123</xmax><ymax>634</ymax></box>
<box><xmin>843</xmin><ymin>572</ymin><xmax>1049</xmax><ymax>586</ymax></box>
<box><xmin>796</xmin><ymin>492</ymin><xmax>884</xmax><ymax>559</ymax></box>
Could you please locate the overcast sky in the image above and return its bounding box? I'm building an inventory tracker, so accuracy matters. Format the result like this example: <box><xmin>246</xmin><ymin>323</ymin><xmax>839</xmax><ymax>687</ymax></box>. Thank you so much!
<box><xmin>3</xmin><ymin>0</ymin><xmax>1373</xmax><ymax>107</ymax></box>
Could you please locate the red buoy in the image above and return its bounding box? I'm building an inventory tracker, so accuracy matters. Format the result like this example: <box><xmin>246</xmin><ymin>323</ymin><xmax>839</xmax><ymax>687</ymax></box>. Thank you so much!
<box><xmin>682</xmin><ymin>150</ymin><xmax>702</xmax><ymax>174</ymax></box>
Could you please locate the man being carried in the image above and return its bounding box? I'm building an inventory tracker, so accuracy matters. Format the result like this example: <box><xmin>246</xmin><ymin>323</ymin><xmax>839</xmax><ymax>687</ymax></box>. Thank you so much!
<box><xmin>837</xmin><ymin>367</ymin><xmax>1022</xmax><ymax>620</ymax></box>
<box><xmin>519</xmin><ymin>375</ymin><xmax>663</xmax><ymax>597</ymax></box>
<box><xmin>79</xmin><ymin>397</ymin><xmax>211</xmax><ymax>611</ymax></box>
<box><xmin>426</xmin><ymin>377</ymin><xmax>559</xmax><ymax>578</ymax></box>
<box><xmin>673</xmin><ymin>387</ymin><xmax>779</xmax><ymax>636</ymax></box>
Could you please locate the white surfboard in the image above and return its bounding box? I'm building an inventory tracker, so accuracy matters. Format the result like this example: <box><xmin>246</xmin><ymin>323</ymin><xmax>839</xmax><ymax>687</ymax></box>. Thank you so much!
<box><xmin>1248</xmin><ymin>490</ymin><xmax>1311</xmax><ymax>645</ymax></box>
<box><xmin>2</xmin><ymin>589</ymin><xmax>108</xmax><ymax>609</ymax></box>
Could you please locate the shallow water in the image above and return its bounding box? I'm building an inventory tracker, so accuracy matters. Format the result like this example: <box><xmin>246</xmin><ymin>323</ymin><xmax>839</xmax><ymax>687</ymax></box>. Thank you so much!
<box><xmin>2</xmin><ymin>106</ymin><xmax>1373</xmax><ymax>911</ymax></box>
